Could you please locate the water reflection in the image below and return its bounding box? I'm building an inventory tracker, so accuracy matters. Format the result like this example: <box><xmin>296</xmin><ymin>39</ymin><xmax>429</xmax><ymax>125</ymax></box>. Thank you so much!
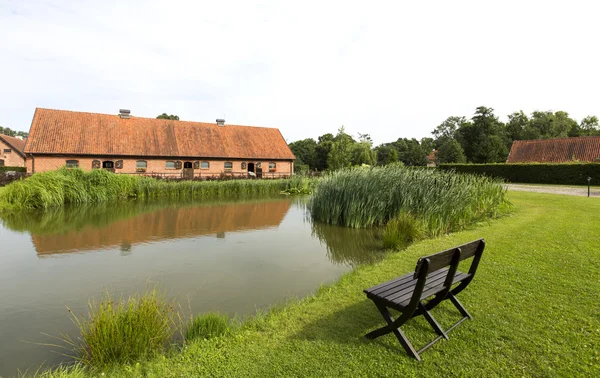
<box><xmin>1</xmin><ymin>199</ymin><xmax>292</xmax><ymax>255</ymax></box>
<box><xmin>311</xmin><ymin>222</ymin><xmax>384</xmax><ymax>266</ymax></box>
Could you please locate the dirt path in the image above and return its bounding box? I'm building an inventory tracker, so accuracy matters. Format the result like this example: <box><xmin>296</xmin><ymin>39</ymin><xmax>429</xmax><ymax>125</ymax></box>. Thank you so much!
<box><xmin>506</xmin><ymin>184</ymin><xmax>600</xmax><ymax>197</ymax></box>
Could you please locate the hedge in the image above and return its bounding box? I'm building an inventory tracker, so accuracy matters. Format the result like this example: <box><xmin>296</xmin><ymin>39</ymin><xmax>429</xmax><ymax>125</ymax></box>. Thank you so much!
<box><xmin>438</xmin><ymin>163</ymin><xmax>600</xmax><ymax>185</ymax></box>
<box><xmin>0</xmin><ymin>166</ymin><xmax>26</xmax><ymax>173</ymax></box>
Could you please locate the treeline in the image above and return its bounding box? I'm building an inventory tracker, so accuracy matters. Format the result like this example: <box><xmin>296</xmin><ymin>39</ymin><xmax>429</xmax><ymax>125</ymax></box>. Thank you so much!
<box><xmin>289</xmin><ymin>106</ymin><xmax>600</xmax><ymax>171</ymax></box>
<box><xmin>0</xmin><ymin>126</ymin><xmax>28</xmax><ymax>138</ymax></box>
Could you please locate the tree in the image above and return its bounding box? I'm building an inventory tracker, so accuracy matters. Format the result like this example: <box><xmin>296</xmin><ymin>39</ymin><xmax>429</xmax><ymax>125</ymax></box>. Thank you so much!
<box><xmin>157</xmin><ymin>113</ymin><xmax>180</xmax><ymax>120</ymax></box>
<box><xmin>314</xmin><ymin>133</ymin><xmax>334</xmax><ymax>171</ymax></box>
<box><xmin>506</xmin><ymin>111</ymin><xmax>529</xmax><ymax>141</ymax></box>
<box><xmin>0</xmin><ymin>126</ymin><xmax>28</xmax><ymax>138</ymax></box>
<box><xmin>436</xmin><ymin>139</ymin><xmax>466</xmax><ymax>164</ymax></box>
<box><xmin>327</xmin><ymin>127</ymin><xmax>355</xmax><ymax>170</ymax></box>
<box><xmin>580</xmin><ymin>115</ymin><xmax>599</xmax><ymax>136</ymax></box>
<box><xmin>375</xmin><ymin>144</ymin><xmax>399</xmax><ymax>166</ymax></box>
<box><xmin>288</xmin><ymin>138</ymin><xmax>318</xmax><ymax>170</ymax></box>
<box><xmin>457</xmin><ymin>106</ymin><xmax>508</xmax><ymax>163</ymax></box>
<box><xmin>432</xmin><ymin>116</ymin><xmax>467</xmax><ymax>142</ymax></box>
<box><xmin>351</xmin><ymin>141</ymin><xmax>376</xmax><ymax>166</ymax></box>
<box><xmin>420</xmin><ymin>137</ymin><xmax>435</xmax><ymax>155</ymax></box>
<box><xmin>393</xmin><ymin>138</ymin><xmax>428</xmax><ymax>166</ymax></box>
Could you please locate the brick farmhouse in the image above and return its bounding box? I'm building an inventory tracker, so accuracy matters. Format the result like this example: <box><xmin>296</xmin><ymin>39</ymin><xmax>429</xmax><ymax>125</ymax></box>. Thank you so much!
<box><xmin>0</xmin><ymin>134</ymin><xmax>26</xmax><ymax>167</ymax></box>
<box><xmin>507</xmin><ymin>136</ymin><xmax>600</xmax><ymax>163</ymax></box>
<box><xmin>24</xmin><ymin>108</ymin><xmax>295</xmax><ymax>177</ymax></box>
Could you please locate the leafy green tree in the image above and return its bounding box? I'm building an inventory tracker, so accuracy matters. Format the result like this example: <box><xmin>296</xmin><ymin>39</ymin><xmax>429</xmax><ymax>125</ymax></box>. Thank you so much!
<box><xmin>0</xmin><ymin>126</ymin><xmax>28</xmax><ymax>138</ymax></box>
<box><xmin>157</xmin><ymin>113</ymin><xmax>180</xmax><ymax>120</ymax></box>
<box><xmin>351</xmin><ymin>141</ymin><xmax>376</xmax><ymax>166</ymax></box>
<box><xmin>393</xmin><ymin>138</ymin><xmax>428</xmax><ymax>166</ymax></box>
<box><xmin>457</xmin><ymin>106</ymin><xmax>508</xmax><ymax>163</ymax></box>
<box><xmin>506</xmin><ymin>111</ymin><xmax>529</xmax><ymax>141</ymax></box>
<box><xmin>314</xmin><ymin>133</ymin><xmax>334</xmax><ymax>171</ymax></box>
<box><xmin>375</xmin><ymin>144</ymin><xmax>399</xmax><ymax>166</ymax></box>
<box><xmin>288</xmin><ymin>138</ymin><xmax>318</xmax><ymax>170</ymax></box>
<box><xmin>580</xmin><ymin>115</ymin><xmax>599</xmax><ymax>136</ymax></box>
<box><xmin>432</xmin><ymin>116</ymin><xmax>467</xmax><ymax>143</ymax></box>
<box><xmin>436</xmin><ymin>139</ymin><xmax>466</xmax><ymax>164</ymax></box>
<box><xmin>327</xmin><ymin>127</ymin><xmax>355</xmax><ymax>170</ymax></box>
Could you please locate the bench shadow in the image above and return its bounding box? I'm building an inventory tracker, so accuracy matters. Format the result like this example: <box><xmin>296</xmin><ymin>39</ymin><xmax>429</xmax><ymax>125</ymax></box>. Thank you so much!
<box><xmin>291</xmin><ymin>299</ymin><xmax>465</xmax><ymax>356</ymax></box>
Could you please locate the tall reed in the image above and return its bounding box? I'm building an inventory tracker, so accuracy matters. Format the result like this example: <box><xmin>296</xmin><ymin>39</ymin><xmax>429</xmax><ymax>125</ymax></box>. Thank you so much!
<box><xmin>309</xmin><ymin>166</ymin><xmax>508</xmax><ymax>236</ymax></box>
<box><xmin>0</xmin><ymin>168</ymin><xmax>305</xmax><ymax>210</ymax></box>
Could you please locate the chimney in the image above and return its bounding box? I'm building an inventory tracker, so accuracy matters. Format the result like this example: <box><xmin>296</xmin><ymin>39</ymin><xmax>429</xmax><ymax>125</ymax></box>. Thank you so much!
<box><xmin>216</xmin><ymin>118</ymin><xmax>225</xmax><ymax>126</ymax></box>
<box><xmin>119</xmin><ymin>109</ymin><xmax>131</xmax><ymax>119</ymax></box>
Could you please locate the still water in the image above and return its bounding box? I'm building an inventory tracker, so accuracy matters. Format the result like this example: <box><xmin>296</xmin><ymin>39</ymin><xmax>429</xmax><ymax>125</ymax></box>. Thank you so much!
<box><xmin>0</xmin><ymin>197</ymin><xmax>383</xmax><ymax>376</ymax></box>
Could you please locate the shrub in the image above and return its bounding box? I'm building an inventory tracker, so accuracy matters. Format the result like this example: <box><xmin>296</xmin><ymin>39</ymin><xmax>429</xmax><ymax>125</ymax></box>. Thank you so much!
<box><xmin>185</xmin><ymin>312</ymin><xmax>230</xmax><ymax>341</ymax></box>
<box><xmin>439</xmin><ymin>163</ymin><xmax>600</xmax><ymax>185</ymax></box>
<box><xmin>310</xmin><ymin>165</ymin><xmax>507</xmax><ymax>236</ymax></box>
<box><xmin>382</xmin><ymin>212</ymin><xmax>425</xmax><ymax>250</ymax></box>
<box><xmin>0</xmin><ymin>166</ymin><xmax>26</xmax><ymax>173</ymax></box>
<box><xmin>65</xmin><ymin>288</ymin><xmax>181</xmax><ymax>367</ymax></box>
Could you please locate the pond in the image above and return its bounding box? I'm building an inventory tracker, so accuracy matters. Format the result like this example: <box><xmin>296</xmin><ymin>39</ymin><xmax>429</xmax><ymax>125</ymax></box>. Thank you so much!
<box><xmin>0</xmin><ymin>196</ymin><xmax>384</xmax><ymax>376</ymax></box>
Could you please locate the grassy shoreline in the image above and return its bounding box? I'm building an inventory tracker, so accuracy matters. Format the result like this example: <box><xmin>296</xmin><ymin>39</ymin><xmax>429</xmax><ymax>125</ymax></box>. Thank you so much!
<box><xmin>32</xmin><ymin>191</ymin><xmax>600</xmax><ymax>377</ymax></box>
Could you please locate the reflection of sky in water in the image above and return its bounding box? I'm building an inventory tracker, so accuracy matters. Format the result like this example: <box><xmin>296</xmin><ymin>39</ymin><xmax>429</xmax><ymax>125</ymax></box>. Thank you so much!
<box><xmin>0</xmin><ymin>197</ymin><xmax>384</xmax><ymax>376</ymax></box>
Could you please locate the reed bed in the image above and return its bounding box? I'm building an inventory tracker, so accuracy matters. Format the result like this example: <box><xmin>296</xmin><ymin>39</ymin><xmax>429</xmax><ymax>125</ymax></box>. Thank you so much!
<box><xmin>0</xmin><ymin>168</ymin><xmax>309</xmax><ymax>210</ymax></box>
<box><xmin>310</xmin><ymin>166</ymin><xmax>508</xmax><ymax>236</ymax></box>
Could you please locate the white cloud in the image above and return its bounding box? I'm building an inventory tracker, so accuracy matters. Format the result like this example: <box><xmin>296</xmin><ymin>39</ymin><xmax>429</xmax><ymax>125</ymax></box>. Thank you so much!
<box><xmin>1</xmin><ymin>0</ymin><xmax>599</xmax><ymax>144</ymax></box>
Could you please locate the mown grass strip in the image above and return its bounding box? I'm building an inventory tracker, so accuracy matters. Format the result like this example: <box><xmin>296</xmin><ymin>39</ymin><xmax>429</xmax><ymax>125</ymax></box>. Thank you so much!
<box><xmin>31</xmin><ymin>191</ymin><xmax>600</xmax><ymax>377</ymax></box>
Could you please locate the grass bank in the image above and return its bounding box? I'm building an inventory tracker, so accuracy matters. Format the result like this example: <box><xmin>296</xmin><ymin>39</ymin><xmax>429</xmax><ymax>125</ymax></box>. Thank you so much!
<box><xmin>0</xmin><ymin>169</ymin><xmax>315</xmax><ymax>210</ymax></box>
<box><xmin>310</xmin><ymin>166</ymin><xmax>508</xmax><ymax>241</ymax></box>
<box><xmin>33</xmin><ymin>191</ymin><xmax>600</xmax><ymax>377</ymax></box>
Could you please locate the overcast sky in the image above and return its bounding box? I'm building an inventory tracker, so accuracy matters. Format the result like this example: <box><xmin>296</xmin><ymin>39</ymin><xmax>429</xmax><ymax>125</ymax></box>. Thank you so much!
<box><xmin>1</xmin><ymin>0</ymin><xmax>599</xmax><ymax>145</ymax></box>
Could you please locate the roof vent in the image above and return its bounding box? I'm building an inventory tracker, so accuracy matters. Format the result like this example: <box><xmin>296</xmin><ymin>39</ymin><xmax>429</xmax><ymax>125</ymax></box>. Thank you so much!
<box><xmin>119</xmin><ymin>109</ymin><xmax>131</xmax><ymax>119</ymax></box>
<box><xmin>216</xmin><ymin>118</ymin><xmax>225</xmax><ymax>126</ymax></box>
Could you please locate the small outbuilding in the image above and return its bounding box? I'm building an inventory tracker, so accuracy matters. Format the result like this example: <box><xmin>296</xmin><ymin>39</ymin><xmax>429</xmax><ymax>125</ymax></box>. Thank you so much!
<box><xmin>0</xmin><ymin>134</ymin><xmax>26</xmax><ymax>168</ymax></box>
<box><xmin>24</xmin><ymin>108</ymin><xmax>295</xmax><ymax>177</ymax></box>
<box><xmin>507</xmin><ymin>136</ymin><xmax>600</xmax><ymax>163</ymax></box>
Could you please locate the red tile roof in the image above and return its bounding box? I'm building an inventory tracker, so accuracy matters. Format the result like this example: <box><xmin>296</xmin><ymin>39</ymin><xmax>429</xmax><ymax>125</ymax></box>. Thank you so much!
<box><xmin>0</xmin><ymin>134</ymin><xmax>27</xmax><ymax>158</ymax></box>
<box><xmin>25</xmin><ymin>108</ymin><xmax>295</xmax><ymax>160</ymax></box>
<box><xmin>507</xmin><ymin>136</ymin><xmax>600</xmax><ymax>163</ymax></box>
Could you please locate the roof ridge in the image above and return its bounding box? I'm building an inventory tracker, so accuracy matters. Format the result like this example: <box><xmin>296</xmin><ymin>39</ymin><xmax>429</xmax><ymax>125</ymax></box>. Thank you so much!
<box><xmin>515</xmin><ymin>135</ymin><xmax>600</xmax><ymax>144</ymax></box>
<box><xmin>35</xmin><ymin>108</ymin><xmax>277</xmax><ymax>130</ymax></box>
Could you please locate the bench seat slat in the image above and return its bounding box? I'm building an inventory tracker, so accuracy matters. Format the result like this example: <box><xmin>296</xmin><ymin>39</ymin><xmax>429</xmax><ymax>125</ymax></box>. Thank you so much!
<box><xmin>367</xmin><ymin>269</ymin><xmax>447</xmax><ymax>297</ymax></box>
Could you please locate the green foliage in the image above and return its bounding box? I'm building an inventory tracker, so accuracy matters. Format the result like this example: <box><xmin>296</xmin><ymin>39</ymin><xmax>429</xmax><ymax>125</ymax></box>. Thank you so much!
<box><xmin>436</xmin><ymin>139</ymin><xmax>466</xmax><ymax>164</ymax></box>
<box><xmin>580</xmin><ymin>115</ymin><xmax>599</xmax><ymax>136</ymax></box>
<box><xmin>375</xmin><ymin>144</ymin><xmax>399</xmax><ymax>166</ymax></box>
<box><xmin>0</xmin><ymin>166</ymin><xmax>26</xmax><ymax>173</ymax></box>
<box><xmin>288</xmin><ymin>138</ymin><xmax>318</xmax><ymax>171</ymax></box>
<box><xmin>439</xmin><ymin>163</ymin><xmax>600</xmax><ymax>185</ymax></box>
<box><xmin>280</xmin><ymin>174</ymin><xmax>317</xmax><ymax>195</ymax></box>
<box><xmin>156</xmin><ymin>113</ymin><xmax>180</xmax><ymax>120</ymax></box>
<box><xmin>186</xmin><ymin>313</ymin><xmax>231</xmax><ymax>341</ymax></box>
<box><xmin>0</xmin><ymin>168</ymin><xmax>296</xmax><ymax>210</ymax></box>
<box><xmin>310</xmin><ymin>165</ymin><xmax>507</xmax><ymax>236</ymax></box>
<box><xmin>0</xmin><ymin>127</ymin><xmax>28</xmax><ymax>138</ymax></box>
<box><xmin>327</xmin><ymin>127</ymin><xmax>355</xmax><ymax>170</ymax></box>
<box><xmin>457</xmin><ymin>106</ymin><xmax>508</xmax><ymax>163</ymax></box>
<box><xmin>382</xmin><ymin>212</ymin><xmax>425</xmax><ymax>250</ymax></box>
<box><xmin>64</xmin><ymin>287</ymin><xmax>181</xmax><ymax>367</ymax></box>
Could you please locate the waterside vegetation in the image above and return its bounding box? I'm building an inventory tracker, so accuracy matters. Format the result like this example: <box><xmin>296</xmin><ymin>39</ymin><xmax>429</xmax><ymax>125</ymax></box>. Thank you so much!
<box><xmin>0</xmin><ymin>168</ymin><xmax>315</xmax><ymax>210</ymax></box>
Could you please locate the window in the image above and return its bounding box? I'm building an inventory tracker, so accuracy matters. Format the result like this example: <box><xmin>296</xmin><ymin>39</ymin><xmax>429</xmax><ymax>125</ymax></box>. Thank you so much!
<box><xmin>224</xmin><ymin>162</ymin><xmax>233</xmax><ymax>169</ymax></box>
<box><xmin>269</xmin><ymin>162</ymin><xmax>276</xmax><ymax>169</ymax></box>
<box><xmin>0</xmin><ymin>159</ymin><xmax>4</xmax><ymax>167</ymax></box>
<box><xmin>3</xmin><ymin>149</ymin><xmax>11</xmax><ymax>153</ymax></box>
<box><xmin>136</xmin><ymin>161</ymin><xmax>147</xmax><ymax>171</ymax></box>
<box><xmin>65</xmin><ymin>160</ymin><xmax>79</xmax><ymax>168</ymax></box>
<box><xmin>201</xmin><ymin>161</ymin><xmax>210</xmax><ymax>169</ymax></box>
<box><xmin>165</xmin><ymin>161</ymin><xmax>176</xmax><ymax>169</ymax></box>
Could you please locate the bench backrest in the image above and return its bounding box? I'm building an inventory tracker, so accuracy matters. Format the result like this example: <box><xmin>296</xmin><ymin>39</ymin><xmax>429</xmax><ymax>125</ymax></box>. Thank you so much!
<box><xmin>413</xmin><ymin>238</ymin><xmax>485</xmax><ymax>286</ymax></box>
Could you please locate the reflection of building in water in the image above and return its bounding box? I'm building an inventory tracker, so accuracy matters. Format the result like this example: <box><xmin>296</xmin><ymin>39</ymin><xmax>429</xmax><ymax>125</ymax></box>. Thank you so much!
<box><xmin>32</xmin><ymin>201</ymin><xmax>291</xmax><ymax>256</ymax></box>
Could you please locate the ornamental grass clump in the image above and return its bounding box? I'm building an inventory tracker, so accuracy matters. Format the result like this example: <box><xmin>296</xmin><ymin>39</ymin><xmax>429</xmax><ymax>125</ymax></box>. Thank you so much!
<box><xmin>310</xmin><ymin>165</ymin><xmax>508</xmax><ymax>236</ymax></box>
<box><xmin>382</xmin><ymin>212</ymin><xmax>426</xmax><ymax>250</ymax></box>
<box><xmin>185</xmin><ymin>312</ymin><xmax>231</xmax><ymax>341</ymax></box>
<box><xmin>63</xmin><ymin>288</ymin><xmax>181</xmax><ymax>367</ymax></box>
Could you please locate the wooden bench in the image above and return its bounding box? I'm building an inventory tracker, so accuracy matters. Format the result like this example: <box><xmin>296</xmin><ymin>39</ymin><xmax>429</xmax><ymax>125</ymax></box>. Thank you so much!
<box><xmin>363</xmin><ymin>238</ymin><xmax>485</xmax><ymax>361</ymax></box>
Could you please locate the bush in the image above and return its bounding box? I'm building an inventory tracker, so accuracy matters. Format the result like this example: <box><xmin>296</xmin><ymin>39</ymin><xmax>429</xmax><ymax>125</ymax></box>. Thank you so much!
<box><xmin>186</xmin><ymin>312</ymin><xmax>230</xmax><ymax>341</ymax></box>
<box><xmin>65</xmin><ymin>287</ymin><xmax>181</xmax><ymax>367</ymax></box>
<box><xmin>0</xmin><ymin>166</ymin><xmax>26</xmax><ymax>173</ymax></box>
<box><xmin>439</xmin><ymin>163</ymin><xmax>600</xmax><ymax>185</ymax></box>
<box><xmin>310</xmin><ymin>165</ymin><xmax>507</xmax><ymax>236</ymax></box>
<box><xmin>382</xmin><ymin>212</ymin><xmax>425</xmax><ymax>250</ymax></box>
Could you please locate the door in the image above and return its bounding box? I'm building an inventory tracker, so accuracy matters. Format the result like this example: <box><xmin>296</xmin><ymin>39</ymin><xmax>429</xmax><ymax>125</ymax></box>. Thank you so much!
<box><xmin>183</xmin><ymin>161</ymin><xmax>194</xmax><ymax>179</ymax></box>
<box><xmin>247</xmin><ymin>162</ymin><xmax>255</xmax><ymax>177</ymax></box>
<box><xmin>102</xmin><ymin>161</ymin><xmax>115</xmax><ymax>173</ymax></box>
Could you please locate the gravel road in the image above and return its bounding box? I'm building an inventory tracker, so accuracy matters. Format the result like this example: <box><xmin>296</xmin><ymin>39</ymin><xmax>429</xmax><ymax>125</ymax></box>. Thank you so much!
<box><xmin>506</xmin><ymin>184</ymin><xmax>600</xmax><ymax>197</ymax></box>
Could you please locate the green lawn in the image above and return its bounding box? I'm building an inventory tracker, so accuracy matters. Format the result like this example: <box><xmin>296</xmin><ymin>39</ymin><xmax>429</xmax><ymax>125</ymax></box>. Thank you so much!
<box><xmin>39</xmin><ymin>191</ymin><xmax>600</xmax><ymax>377</ymax></box>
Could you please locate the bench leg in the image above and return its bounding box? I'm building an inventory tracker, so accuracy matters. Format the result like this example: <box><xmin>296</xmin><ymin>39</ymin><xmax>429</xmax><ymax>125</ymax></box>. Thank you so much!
<box><xmin>448</xmin><ymin>293</ymin><xmax>472</xmax><ymax>319</ymax></box>
<box><xmin>419</xmin><ymin>303</ymin><xmax>449</xmax><ymax>340</ymax></box>
<box><xmin>365</xmin><ymin>303</ymin><xmax>421</xmax><ymax>361</ymax></box>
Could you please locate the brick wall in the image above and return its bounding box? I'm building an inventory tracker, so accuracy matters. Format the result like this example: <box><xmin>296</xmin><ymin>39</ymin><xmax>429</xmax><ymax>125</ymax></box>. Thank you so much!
<box><xmin>28</xmin><ymin>155</ymin><xmax>294</xmax><ymax>177</ymax></box>
<box><xmin>0</xmin><ymin>140</ymin><xmax>25</xmax><ymax>167</ymax></box>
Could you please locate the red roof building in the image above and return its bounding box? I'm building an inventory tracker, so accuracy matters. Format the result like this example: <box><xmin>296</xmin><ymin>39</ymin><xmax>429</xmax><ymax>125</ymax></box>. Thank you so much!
<box><xmin>507</xmin><ymin>136</ymin><xmax>600</xmax><ymax>163</ymax></box>
<box><xmin>24</xmin><ymin>108</ymin><xmax>295</xmax><ymax>177</ymax></box>
<box><xmin>0</xmin><ymin>134</ymin><xmax>27</xmax><ymax>167</ymax></box>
